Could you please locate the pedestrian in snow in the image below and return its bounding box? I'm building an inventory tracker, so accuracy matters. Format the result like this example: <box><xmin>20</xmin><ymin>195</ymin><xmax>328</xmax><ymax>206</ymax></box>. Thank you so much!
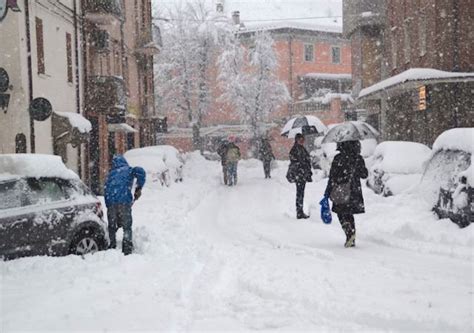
<box><xmin>286</xmin><ymin>133</ymin><xmax>313</xmax><ymax>219</ymax></box>
<box><xmin>104</xmin><ymin>155</ymin><xmax>146</xmax><ymax>255</ymax></box>
<box><xmin>258</xmin><ymin>138</ymin><xmax>275</xmax><ymax>179</ymax></box>
<box><xmin>325</xmin><ymin>140</ymin><xmax>368</xmax><ymax>248</ymax></box>
<box><xmin>217</xmin><ymin>139</ymin><xmax>229</xmax><ymax>185</ymax></box>
<box><xmin>226</xmin><ymin>137</ymin><xmax>241</xmax><ymax>186</ymax></box>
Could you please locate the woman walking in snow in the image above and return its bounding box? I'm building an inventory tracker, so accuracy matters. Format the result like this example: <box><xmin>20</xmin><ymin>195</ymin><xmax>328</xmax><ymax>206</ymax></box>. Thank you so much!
<box><xmin>226</xmin><ymin>137</ymin><xmax>241</xmax><ymax>186</ymax></box>
<box><xmin>325</xmin><ymin>140</ymin><xmax>368</xmax><ymax>248</ymax></box>
<box><xmin>287</xmin><ymin>134</ymin><xmax>313</xmax><ymax>219</ymax></box>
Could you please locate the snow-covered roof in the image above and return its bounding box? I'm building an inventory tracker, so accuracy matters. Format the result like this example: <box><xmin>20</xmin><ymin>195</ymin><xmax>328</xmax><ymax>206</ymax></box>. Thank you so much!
<box><xmin>359</xmin><ymin>68</ymin><xmax>474</xmax><ymax>98</ymax></box>
<box><xmin>240</xmin><ymin>21</ymin><xmax>342</xmax><ymax>34</ymax></box>
<box><xmin>303</xmin><ymin>73</ymin><xmax>352</xmax><ymax>80</ymax></box>
<box><xmin>54</xmin><ymin>112</ymin><xmax>92</xmax><ymax>134</ymax></box>
<box><xmin>0</xmin><ymin>154</ymin><xmax>79</xmax><ymax>180</ymax></box>
<box><xmin>296</xmin><ymin>92</ymin><xmax>353</xmax><ymax>105</ymax></box>
<box><xmin>432</xmin><ymin>128</ymin><xmax>473</xmax><ymax>155</ymax></box>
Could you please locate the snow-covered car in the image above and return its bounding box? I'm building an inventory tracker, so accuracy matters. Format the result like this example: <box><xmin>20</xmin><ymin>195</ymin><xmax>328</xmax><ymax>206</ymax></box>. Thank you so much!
<box><xmin>367</xmin><ymin>141</ymin><xmax>431</xmax><ymax>196</ymax></box>
<box><xmin>0</xmin><ymin>154</ymin><xmax>108</xmax><ymax>260</ymax></box>
<box><xmin>420</xmin><ymin>128</ymin><xmax>473</xmax><ymax>228</ymax></box>
<box><xmin>124</xmin><ymin>145</ymin><xmax>184</xmax><ymax>187</ymax></box>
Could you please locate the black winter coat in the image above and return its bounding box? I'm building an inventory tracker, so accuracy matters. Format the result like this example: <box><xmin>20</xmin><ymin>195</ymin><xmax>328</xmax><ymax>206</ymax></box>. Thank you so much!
<box><xmin>326</xmin><ymin>152</ymin><xmax>368</xmax><ymax>214</ymax></box>
<box><xmin>259</xmin><ymin>141</ymin><xmax>275</xmax><ymax>162</ymax></box>
<box><xmin>287</xmin><ymin>143</ymin><xmax>313</xmax><ymax>183</ymax></box>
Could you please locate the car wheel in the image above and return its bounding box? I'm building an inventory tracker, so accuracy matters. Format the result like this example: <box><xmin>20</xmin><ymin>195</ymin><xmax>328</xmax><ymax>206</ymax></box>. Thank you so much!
<box><xmin>70</xmin><ymin>228</ymin><xmax>103</xmax><ymax>256</ymax></box>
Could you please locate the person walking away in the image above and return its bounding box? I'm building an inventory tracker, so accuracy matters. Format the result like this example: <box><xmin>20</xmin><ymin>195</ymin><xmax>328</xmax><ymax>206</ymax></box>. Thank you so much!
<box><xmin>217</xmin><ymin>139</ymin><xmax>229</xmax><ymax>185</ymax></box>
<box><xmin>258</xmin><ymin>138</ymin><xmax>275</xmax><ymax>179</ymax></box>
<box><xmin>104</xmin><ymin>155</ymin><xmax>146</xmax><ymax>255</ymax></box>
<box><xmin>325</xmin><ymin>140</ymin><xmax>368</xmax><ymax>248</ymax></box>
<box><xmin>286</xmin><ymin>134</ymin><xmax>313</xmax><ymax>219</ymax></box>
<box><xmin>226</xmin><ymin>138</ymin><xmax>241</xmax><ymax>186</ymax></box>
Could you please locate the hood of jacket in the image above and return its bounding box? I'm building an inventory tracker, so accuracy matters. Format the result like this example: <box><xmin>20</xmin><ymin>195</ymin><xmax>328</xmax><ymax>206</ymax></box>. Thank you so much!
<box><xmin>111</xmin><ymin>155</ymin><xmax>129</xmax><ymax>170</ymax></box>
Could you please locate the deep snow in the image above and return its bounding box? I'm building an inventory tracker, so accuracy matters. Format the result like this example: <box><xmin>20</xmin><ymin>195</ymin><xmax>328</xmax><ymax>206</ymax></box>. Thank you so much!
<box><xmin>1</xmin><ymin>153</ymin><xmax>473</xmax><ymax>331</ymax></box>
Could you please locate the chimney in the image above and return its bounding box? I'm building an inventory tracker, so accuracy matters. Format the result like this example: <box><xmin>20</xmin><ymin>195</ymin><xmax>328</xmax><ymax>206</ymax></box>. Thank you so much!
<box><xmin>216</xmin><ymin>2</ymin><xmax>224</xmax><ymax>13</ymax></box>
<box><xmin>232</xmin><ymin>11</ymin><xmax>240</xmax><ymax>25</ymax></box>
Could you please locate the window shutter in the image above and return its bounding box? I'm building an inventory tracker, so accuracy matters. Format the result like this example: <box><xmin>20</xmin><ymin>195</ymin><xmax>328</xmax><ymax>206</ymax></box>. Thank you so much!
<box><xmin>35</xmin><ymin>17</ymin><xmax>45</xmax><ymax>74</ymax></box>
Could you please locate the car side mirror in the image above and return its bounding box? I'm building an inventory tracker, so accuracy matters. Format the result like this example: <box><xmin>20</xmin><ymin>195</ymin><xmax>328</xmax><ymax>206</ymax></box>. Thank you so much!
<box><xmin>459</xmin><ymin>176</ymin><xmax>467</xmax><ymax>185</ymax></box>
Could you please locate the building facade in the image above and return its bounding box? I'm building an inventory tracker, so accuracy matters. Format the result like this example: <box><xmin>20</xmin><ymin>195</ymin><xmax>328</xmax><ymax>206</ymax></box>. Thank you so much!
<box><xmin>0</xmin><ymin>0</ymin><xmax>89</xmax><ymax>176</ymax></box>
<box><xmin>82</xmin><ymin>0</ymin><xmax>157</xmax><ymax>193</ymax></box>
<box><xmin>344</xmin><ymin>0</ymin><xmax>474</xmax><ymax>145</ymax></box>
<box><xmin>158</xmin><ymin>8</ymin><xmax>352</xmax><ymax>159</ymax></box>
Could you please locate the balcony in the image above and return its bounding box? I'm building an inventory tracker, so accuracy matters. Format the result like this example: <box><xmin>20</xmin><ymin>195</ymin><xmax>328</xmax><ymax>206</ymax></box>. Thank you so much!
<box><xmin>86</xmin><ymin>76</ymin><xmax>127</xmax><ymax>116</ymax></box>
<box><xmin>343</xmin><ymin>0</ymin><xmax>386</xmax><ymax>37</ymax></box>
<box><xmin>83</xmin><ymin>0</ymin><xmax>124</xmax><ymax>25</ymax></box>
<box><xmin>135</xmin><ymin>30</ymin><xmax>159</xmax><ymax>55</ymax></box>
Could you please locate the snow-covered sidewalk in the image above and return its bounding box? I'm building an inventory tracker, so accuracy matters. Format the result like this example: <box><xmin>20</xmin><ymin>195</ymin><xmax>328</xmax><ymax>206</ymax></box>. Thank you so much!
<box><xmin>1</xmin><ymin>153</ymin><xmax>472</xmax><ymax>331</ymax></box>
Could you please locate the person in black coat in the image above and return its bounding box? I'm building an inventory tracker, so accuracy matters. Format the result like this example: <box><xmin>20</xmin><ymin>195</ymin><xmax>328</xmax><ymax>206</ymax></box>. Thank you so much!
<box><xmin>258</xmin><ymin>138</ymin><xmax>275</xmax><ymax>178</ymax></box>
<box><xmin>287</xmin><ymin>134</ymin><xmax>313</xmax><ymax>219</ymax></box>
<box><xmin>217</xmin><ymin>139</ymin><xmax>229</xmax><ymax>185</ymax></box>
<box><xmin>325</xmin><ymin>140</ymin><xmax>368</xmax><ymax>247</ymax></box>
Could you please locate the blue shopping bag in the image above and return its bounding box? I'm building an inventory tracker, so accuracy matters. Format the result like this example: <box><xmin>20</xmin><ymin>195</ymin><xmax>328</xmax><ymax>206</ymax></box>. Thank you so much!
<box><xmin>319</xmin><ymin>196</ymin><xmax>332</xmax><ymax>224</ymax></box>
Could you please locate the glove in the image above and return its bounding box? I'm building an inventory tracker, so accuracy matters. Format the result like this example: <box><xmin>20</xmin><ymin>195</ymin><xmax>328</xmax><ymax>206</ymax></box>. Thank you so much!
<box><xmin>134</xmin><ymin>188</ymin><xmax>142</xmax><ymax>201</ymax></box>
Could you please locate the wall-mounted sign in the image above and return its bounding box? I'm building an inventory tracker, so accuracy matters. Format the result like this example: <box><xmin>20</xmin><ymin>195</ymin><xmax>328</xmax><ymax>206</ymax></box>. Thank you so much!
<box><xmin>418</xmin><ymin>85</ymin><xmax>427</xmax><ymax>111</ymax></box>
<box><xmin>29</xmin><ymin>97</ymin><xmax>52</xmax><ymax>121</ymax></box>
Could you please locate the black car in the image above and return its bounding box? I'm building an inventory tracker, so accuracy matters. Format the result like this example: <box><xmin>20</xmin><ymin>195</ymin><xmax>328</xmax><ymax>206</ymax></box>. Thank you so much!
<box><xmin>0</xmin><ymin>156</ymin><xmax>109</xmax><ymax>260</ymax></box>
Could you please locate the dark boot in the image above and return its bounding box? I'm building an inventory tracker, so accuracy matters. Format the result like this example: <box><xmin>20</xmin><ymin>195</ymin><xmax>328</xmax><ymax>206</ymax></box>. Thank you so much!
<box><xmin>122</xmin><ymin>239</ymin><xmax>133</xmax><ymax>255</ymax></box>
<box><xmin>341</xmin><ymin>222</ymin><xmax>355</xmax><ymax>248</ymax></box>
<box><xmin>297</xmin><ymin>211</ymin><xmax>310</xmax><ymax>219</ymax></box>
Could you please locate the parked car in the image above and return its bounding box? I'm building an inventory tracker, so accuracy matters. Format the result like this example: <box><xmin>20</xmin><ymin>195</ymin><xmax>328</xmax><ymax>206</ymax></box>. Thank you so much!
<box><xmin>0</xmin><ymin>154</ymin><xmax>109</xmax><ymax>260</ymax></box>
<box><xmin>420</xmin><ymin>128</ymin><xmax>473</xmax><ymax>227</ymax></box>
<box><xmin>124</xmin><ymin>145</ymin><xmax>184</xmax><ymax>187</ymax></box>
<box><xmin>367</xmin><ymin>141</ymin><xmax>431</xmax><ymax>196</ymax></box>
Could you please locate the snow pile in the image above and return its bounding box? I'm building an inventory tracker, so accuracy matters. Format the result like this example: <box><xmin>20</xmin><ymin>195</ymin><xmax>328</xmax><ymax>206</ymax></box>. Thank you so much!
<box><xmin>124</xmin><ymin>145</ymin><xmax>184</xmax><ymax>185</ymax></box>
<box><xmin>1</xmin><ymin>153</ymin><xmax>473</xmax><ymax>331</ymax></box>
<box><xmin>372</xmin><ymin>141</ymin><xmax>431</xmax><ymax>174</ymax></box>
<box><xmin>304</xmin><ymin>73</ymin><xmax>352</xmax><ymax>80</ymax></box>
<box><xmin>301</xmin><ymin>92</ymin><xmax>353</xmax><ymax>105</ymax></box>
<box><xmin>55</xmin><ymin>112</ymin><xmax>92</xmax><ymax>133</ymax></box>
<box><xmin>432</xmin><ymin>127</ymin><xmax>473</xmax><ymax>155</ymax></box>
<box><xmin>359</xmin><ymin>68</ymin><xmax>474</xmax><ymax>98</ymax></box>
<box><xmin>0</xmin><ymin>154</ymin><xmax>79</xmax><ymax>180</ymax></box>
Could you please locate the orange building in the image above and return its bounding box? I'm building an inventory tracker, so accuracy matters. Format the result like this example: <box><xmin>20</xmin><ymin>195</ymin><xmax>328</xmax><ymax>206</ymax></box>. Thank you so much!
<box><xmin>159</xmin><ymin>13</ymin><xmax>352</xmax><ymax>159</ymax></box>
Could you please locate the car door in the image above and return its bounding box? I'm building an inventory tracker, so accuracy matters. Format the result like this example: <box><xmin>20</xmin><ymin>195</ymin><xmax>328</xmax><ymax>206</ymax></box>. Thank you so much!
<box><xmin>22</xmin><ymin>178</ymin><xmax>74</xmax><ymax>255</ymax></box>
<box><xmin>0</xmin><ymin>179</ymin><xmax>37</xmax><ymax>258</ymax></box>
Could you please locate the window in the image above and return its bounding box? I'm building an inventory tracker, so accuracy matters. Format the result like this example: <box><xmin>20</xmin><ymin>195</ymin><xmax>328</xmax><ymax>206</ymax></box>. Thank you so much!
<box><xmin>24</xmin><ymin>178</ymin><xmax>68</xmax><ymax>206</ymax></box>
<box><xmin>15</xmin><ymin>133</ymin><xmax>27</xmax><ymax>153</ymax></box>
<box><xmin>35</xmin><ymin>17</ymin><xmax>45</xmax><ymax>74</ymax></box>
<box><xmin>403</xmin><ymin>20</ymin><xmax>411</xmax><ymax>63</ymax></box>
<box><xmin>0</xmin><ymin>181</ymin><xmax>22</xmax><ymax>210</ymax></box>
<box><xmin>331</xmin><ymin>46</ymin><xmax>341</xmax><ymax>64</ymax></box>
<box><xmin>418</xmin><ymin>12</ymin><xmax>427</xmax><ymax>56</ymax></box>
<box><xmin>66</xmin><ymin>32</ymin><xmax>73</xmax><ymax>83</ymax></box>
<box><xmin>304</xmin><ymin>44</ymin><xmax>314</xmax><ymax>62</ymax></box>
<box><xmin>391</xmin><ymin>30</ymin><xmax>398</xmax><ymax>69</ymax></box>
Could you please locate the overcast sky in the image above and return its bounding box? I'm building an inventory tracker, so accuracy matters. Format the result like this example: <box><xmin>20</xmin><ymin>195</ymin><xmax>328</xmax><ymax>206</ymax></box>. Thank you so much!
<box><xmin>152</xmin><ymin>0</ymin><xmax>342</xmax><ymax>27</ymax></box>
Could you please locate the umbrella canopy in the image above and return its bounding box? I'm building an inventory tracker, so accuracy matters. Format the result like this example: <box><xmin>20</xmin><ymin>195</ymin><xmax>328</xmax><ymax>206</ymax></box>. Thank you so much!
<box><xmin>322</xmin><ymin>121</ymin><xmax>379</xmax><ymax>144</ymax></box>
<box><xmin>281</xmin><ymin>115</ymin><xmax>327</xmax><ymax>138</ymax></box>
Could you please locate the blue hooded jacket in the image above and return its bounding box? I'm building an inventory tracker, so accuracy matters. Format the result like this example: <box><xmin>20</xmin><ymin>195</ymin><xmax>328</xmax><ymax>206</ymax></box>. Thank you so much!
<box><xmin>104</xmin><ymin>155</ymin><xmax>146</xmax><ymax>207</ymax></box>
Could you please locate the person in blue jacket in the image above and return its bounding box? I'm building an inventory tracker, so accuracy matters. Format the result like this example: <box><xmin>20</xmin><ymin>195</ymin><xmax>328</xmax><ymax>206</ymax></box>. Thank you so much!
<box><xmin>104</xmin><ymin>155</ymin><xmax>146</xmax><ymax>255</ymax></box>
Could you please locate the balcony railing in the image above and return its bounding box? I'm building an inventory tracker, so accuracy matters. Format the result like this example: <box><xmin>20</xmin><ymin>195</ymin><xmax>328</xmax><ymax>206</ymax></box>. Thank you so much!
<box><xmin>86</xmin><ymin>76</ymin><xmax>127</xmax><ymax>116</ymax></box>
<box><xmin>83</xmin><ymin>0</ymin><xmax>124</xmax><ymax>24</ymax></box>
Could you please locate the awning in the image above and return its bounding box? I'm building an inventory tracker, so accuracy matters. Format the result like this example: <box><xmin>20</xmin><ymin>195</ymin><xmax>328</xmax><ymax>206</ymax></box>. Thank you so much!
<box><xmin>108</xmin><ymin>123</ymin><xmax>138</xmax><ymax>133</ymax></box>
<box><xmin>52</xmin><ymin>112</ymin><xmax>91</xmax><ymax>146</ymax></box>
<box><xmin>359</xmin><ymin>68</ymin><xmax>474</xmax><ymax>100</ymax></box>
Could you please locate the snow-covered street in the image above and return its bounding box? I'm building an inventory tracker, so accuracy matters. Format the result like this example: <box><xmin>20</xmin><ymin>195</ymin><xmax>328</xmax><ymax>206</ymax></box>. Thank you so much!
<box><xmin>1</xmin><ymin>153</ymin><xmax>473</xmax><ymax>331</ymax></box>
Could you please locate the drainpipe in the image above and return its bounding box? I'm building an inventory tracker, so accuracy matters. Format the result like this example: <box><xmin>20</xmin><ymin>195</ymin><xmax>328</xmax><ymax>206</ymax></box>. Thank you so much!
<box><xmin>452</xmin><ymin>0</ymin><xmax>459</xmax><ymax>127</ymax></box>
<box><xmin>73</xmin><ymin>0</ymin><xmax>82</xmax><ymax>177</ymax></box>
<box><xmin>24</xmin><ymin>0</ymin><xmax>35</xmax><ymax>153</ymax></box>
